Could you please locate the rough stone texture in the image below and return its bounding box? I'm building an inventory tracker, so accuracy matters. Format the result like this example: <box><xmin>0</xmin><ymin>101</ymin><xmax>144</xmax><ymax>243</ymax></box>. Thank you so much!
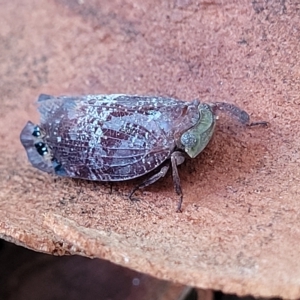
<box><xmin>0</xmin><ymin>0</ymin><xmax>299</xmax><ymax>298</ymax></box>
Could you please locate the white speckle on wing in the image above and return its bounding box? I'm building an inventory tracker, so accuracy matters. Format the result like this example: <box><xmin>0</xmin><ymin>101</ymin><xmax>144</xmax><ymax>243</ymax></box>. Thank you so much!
<box><xmin>94</xmin><ymin>127</ymin><xmax>103</xmax><ymax>137</ymax></box>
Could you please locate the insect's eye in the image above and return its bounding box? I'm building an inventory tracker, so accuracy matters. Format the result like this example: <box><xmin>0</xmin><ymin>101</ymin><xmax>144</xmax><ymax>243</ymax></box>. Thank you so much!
<box><xmin>180</xmin><ymin>132</ymin><xmax>197</xmax><ymax>148</ymax></box>
<box><xmin>32</xmin><ymin>126</ymin><xmax>41</xmax><ymax>137</ymax></box>
<box><xmin>34</xmin><ymin>142</ymin><xmax>48</xmax><ymax>156</ymax></box>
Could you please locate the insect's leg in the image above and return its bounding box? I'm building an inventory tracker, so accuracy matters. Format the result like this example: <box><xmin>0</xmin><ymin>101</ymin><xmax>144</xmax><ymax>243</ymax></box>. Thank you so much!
<box><xmin>129</xmin><ymin>165</ymin><xmax>170</xmax><ymax>201</ymax></box>
<box><xmin>211</xmin><ymin>102</ymin><xmax>268</xmax><ymax>126</ymax></box>
<box><xmin>211</xmin><ymin>102</ymin><xmax>250</xmax><ymax>124</ymax></box>
<box><xmin>170</xmin><ymin>151</ymin><xmax>185</xmax><ymax>213</ymax></box>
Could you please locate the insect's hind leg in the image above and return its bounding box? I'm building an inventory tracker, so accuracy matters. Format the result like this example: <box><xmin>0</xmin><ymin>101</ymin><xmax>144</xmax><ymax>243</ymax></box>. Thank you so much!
<box><xmin>129</xmin><ymin>164</ymin><xmax>170</xmax><ymax>201</ymax></box>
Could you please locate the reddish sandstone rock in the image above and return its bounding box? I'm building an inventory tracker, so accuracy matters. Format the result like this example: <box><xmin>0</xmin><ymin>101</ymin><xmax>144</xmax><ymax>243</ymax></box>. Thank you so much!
<box><xmin>0</xmin><ymin>0</ymin><xmax>299</xmax><ymax>298</ymax></box>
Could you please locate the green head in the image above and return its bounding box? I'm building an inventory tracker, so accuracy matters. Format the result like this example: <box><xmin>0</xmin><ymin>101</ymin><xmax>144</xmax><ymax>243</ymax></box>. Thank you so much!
<box><xmin>180</xmin><ymin>103</ymin><xmax>216</xmax><ymax>158</ymax></box>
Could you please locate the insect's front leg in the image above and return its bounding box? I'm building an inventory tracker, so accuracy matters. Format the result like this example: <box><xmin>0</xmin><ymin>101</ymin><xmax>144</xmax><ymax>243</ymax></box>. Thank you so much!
<box><xmin>170</xmin><ymin>151</ymin><xmax>186</xmax><ymax>213</ymax></box>
<box><xmin>211</xmin><ymin>102</ymin><xmax>268</xmax><ymax>127</ymax></box>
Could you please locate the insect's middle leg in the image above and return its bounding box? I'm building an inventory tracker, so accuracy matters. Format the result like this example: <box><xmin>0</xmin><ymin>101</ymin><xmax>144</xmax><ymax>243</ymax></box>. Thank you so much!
<box><xmin>129</xmin><ymin>151</ymin><xmax>186</xmax><ymax>212</ymax></box>
<box><xmin>129</xmin><ymin>164</ymin><xmax>170</xmax><ymax>201</ymax></box>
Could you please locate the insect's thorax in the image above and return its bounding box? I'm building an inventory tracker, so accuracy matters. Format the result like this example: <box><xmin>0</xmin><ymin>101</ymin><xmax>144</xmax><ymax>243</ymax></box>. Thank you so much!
<box><xmin>177</xmin><ymin>103</ymin><xmax>216</xmax><ymax>158</ymax></box>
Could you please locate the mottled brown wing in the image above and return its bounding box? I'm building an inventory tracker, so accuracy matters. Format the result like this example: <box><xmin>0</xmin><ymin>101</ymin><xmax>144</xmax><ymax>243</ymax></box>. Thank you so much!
<box><xmin>36</xmin><ymin>94</ymin><xmax>199</xmax><ymax>181</ymax></box>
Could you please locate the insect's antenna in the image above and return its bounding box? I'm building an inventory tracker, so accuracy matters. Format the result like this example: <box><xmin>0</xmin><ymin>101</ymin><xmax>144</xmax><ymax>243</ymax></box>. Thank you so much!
<box><xmin>210</xmin><ymin>102</ymin><xmax>268</xmax><ymax>127</ymax></box>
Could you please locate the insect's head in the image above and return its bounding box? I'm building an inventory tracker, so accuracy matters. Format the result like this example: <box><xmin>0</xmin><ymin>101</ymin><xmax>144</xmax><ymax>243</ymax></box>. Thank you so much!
<box><xmin>180</xmin><ymin>103</ymin><xmax>216</xmax><ymax>158</ymax></box>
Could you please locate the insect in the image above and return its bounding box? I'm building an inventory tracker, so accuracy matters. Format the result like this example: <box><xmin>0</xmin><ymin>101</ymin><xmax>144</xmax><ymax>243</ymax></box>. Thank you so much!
<box><xmin>20</xmin><ymin>94</ymin><xmax>266</xmax><ymax>211</ymax></box>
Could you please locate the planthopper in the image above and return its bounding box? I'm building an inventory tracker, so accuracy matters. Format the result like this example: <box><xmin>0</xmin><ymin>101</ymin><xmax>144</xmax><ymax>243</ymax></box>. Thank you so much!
<box><xmin>20</xmin><ymin>94</ymin><xmax>267</xmax><ymax>211</ymax></box>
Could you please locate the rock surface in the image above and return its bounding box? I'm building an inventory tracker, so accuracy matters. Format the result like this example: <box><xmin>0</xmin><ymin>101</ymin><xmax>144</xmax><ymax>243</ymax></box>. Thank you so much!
<box><xmin>0</xmin><ymin>0</ymin><xmax>299</xmax><ymax>298</ymax></box>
